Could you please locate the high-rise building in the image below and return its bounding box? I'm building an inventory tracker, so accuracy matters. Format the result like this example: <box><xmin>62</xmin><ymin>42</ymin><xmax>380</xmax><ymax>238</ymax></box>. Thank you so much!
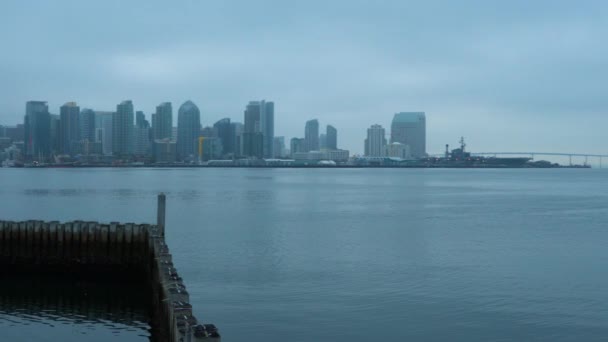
<box><xmin>231</xmin><ymin>122</ymin><xmax>244</xmax><ymax>157</ymax></box>
<box><xmin>243</xmin><ymin>101</ymin><xmax>264</xmax><ymax>158</ymax></box>
<box><xmin>80</xmin><ymin>108</ymin><xmax>96</xmax><ymax>143</ymax></box>
<box><xmin>273</xmin><ymin>136</ymin><xmax>285</xmax><ymax>158</ymax></box>
<box><xmin>260</xmin><ymin>100</ymin><xmax>274</xmax><ymax>158</ymax></box>
<box><xmin>304</xmin><ymin>119</ymin><xmax>319</xmax><ymax>152</ymax></box>
<box><xmin>200</xmin><ymin>126</ymin><xmax>217</xmax><ymax>138</ymax></box>
<box><xmin>200</xmin><ymin>137</ymin><xmax>223</xmax><ymax>161</ymax></box>
<box><xmin>365</xmin><ymin>124</ymin><xmax>387</xmax><ymax>157</ymax></box>
<box><xmin>290</xmin><ymin>137</ymin><xmax>305</xmax><ymax>158</ymax></box>
<box><xmin>214</xmin><ymin>118</ymin><xmax>232</xmax><ymax>156</ymax></box>
<box><xmin>326</xmin><ymin>125</ymin><xmax>337</xmax><ymax>150</ymax></box>
<box><xmin>319</xmin><ymin>134</ymin><xmax>327</xmax><ymax>150</ymax></box>
<box><xmin>152</xmin><ymin>102</ymin><xmax>173</xmax><ymax>140</ymax></box>
<box><xmin>112</xmin><ymin>100</ymin><xmax>135</xmax><ymax>156</ymax></box>
<box><xmin>24</xmin><ymin>101</ymin><xmax>51</xmax><ymax>161</ymax></box>
<box><xmin>390</xmin><ymin>112</ymin><xmax>426</xmax><ymax>158</ymax></box>
<box><xmin>59</xmin><ymin>102</ymin><xmax>80</xmax><ymax>155</ymax></box>
<box><xmin>95</xmin><ymin>111</ymin><xmax>113</xmax><ymax>155</ymax></box>
<box><xmin>176</xmin><ymin>100</ymin><xmax>201</xmax><ymax>161</ymax></box>
<box><xmin>49</xmin><ymin>114</ymin><xmax>60</xmax><ymax>155</ymax></box>
<box><xmin>134</xmin><ymin>111</ymin><xmax>151</xmax><ymax>156</ymax></box>
<box><xmin>136</xmin><ymin>111</ymin><xmax>149</xmax><ymax>128</ymax></box>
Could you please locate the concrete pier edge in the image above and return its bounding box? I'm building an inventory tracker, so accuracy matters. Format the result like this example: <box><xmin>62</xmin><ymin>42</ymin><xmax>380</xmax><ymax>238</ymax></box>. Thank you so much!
<box><xmin>0</xmin><ymin>194</ymin><xmax>220</xmax><ymax>341</ymax></box>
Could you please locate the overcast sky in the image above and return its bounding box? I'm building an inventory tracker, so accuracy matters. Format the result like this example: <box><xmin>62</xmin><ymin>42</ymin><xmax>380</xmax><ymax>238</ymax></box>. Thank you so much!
<box><xmin>1</xmin><ymin>0</ymin><xmax>607</xmax><ymax>156</ymax></box>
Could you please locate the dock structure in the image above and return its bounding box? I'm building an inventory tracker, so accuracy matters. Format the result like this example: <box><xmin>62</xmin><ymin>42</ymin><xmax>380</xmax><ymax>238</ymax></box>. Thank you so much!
<box><xmin>0</xmin><ymin>193</ymin><xmax>220</xmax><ymax>341</ymax></box>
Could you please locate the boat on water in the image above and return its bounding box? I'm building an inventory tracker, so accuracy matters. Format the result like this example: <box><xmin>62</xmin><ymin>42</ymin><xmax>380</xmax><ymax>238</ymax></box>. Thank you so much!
<box><xmin>424</xmin><ymin>137</ymin><xmax>531</xmax><ymax>167</ymax></box>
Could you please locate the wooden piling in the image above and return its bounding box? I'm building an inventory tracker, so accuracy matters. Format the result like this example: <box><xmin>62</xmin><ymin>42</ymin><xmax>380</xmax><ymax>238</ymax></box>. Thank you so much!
<box><xmin>0</xmin><ymin>196</ymin><xmax>220</xmax><ymax>341</ymax></box>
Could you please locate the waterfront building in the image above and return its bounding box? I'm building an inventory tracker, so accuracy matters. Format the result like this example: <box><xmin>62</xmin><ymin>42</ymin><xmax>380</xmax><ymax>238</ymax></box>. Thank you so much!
<box><xmin>176</xmin><ymin>100</ymin><xmax>201</xmax><ymax>161</ymax></box>
<box><xmin>214</xmin><ymin>118</ymin><xmax>232</xmax><ymax>157</ymax></box>
<box><xmin>112</xmin><ymin>100</ymin><xmax>135</xmax><ymax>156</ymax></box>
<box><xmin>292</xmin><ymin>149</ymin><xmax>350</xmax><ymax>163</ymax></box>
<box><xmin>386</xmin><ymin>142</ymin><xmax>411</xmax><ymax>159</ymax></box>
<box><xmin>24</xmin><ymin>101</ymin><xmax>51</xmax><ymax>161</ymax></box>
<box><xmin>326</xmin><ymin>125</ymin><xmax>337</xmax><ymax>150</ymax></box>
<box><xmin>59</xmin><ymin>102</ymin><xmax>80</xmax><ymax>155</ymax></box>
<box><xmin>273</xmin><ymin>136</ymin><xmax>286</xmax><ymax>158</ymax></box>
<box><xmin>153</xmin><ymin>138</ymin><xmax>176</xmax><ymax>163</ymax></box>
<box><xmin>390</xmin><ymin>112</ymin><xmax>426</xmax><ymax>158</ymax></box>
<box><xmin>326</xmin><ymin>149</ymin><xmax>349</xmax><ymax>162</ymax></box>
<box><xmin>95</xmin><ymin>111</ymin><xmax>113</xmax><ymax>155</ymax></box>
<box><xmin>290</xmin><ymin>137</ymin><xmax>305</xmax><ymax>158</ymax></box>
<box><xmin>73</xmin><ymin>139</ymin><xmax>103</xmax><ymax>156</ymax></box>
<box><xmin>243</xmin><ymin>101</ymin><xmax>264</xmax><ymax>158</ymax></box>
<box><xmin>304</xmin><ymin>119</ymin><xmax>319</xmax><ymax>152</ymax></box>
<box><xmin>200</xmin><ymin>137</ymin><xmax>223</xmax><ymax>161</ymax></box>
<box><xmin>365</xmin><ymin>124</ymin><xmax>387</xmax><ymax>157</ymax></box>
<box><xmin>152</xmin><ymin>102</ymin><xmax>173</xmax><ymax>141</ymax></box>
<box><xmin>80</xmin><ymin>108</ymin><xmax>96</xmax><ymax>143</ymax></box>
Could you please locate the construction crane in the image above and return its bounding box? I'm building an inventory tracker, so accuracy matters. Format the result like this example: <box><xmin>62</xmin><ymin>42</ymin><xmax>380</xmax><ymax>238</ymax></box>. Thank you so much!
<box><xmin>198</xmin><ymin>137</ymin><xmax>205</xmax><ymax>163</ymax></box>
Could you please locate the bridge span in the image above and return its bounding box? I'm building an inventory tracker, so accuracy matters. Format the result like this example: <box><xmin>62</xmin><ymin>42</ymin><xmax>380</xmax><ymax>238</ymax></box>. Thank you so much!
<box><xmin>470</xmin><ymin>152</ymin><xmax>608</xmax><ymax>167</ymax></box>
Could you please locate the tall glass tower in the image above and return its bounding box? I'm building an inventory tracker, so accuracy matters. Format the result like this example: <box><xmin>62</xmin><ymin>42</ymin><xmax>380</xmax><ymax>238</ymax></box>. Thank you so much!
<box><xmin>153</xmin><ymin>102</ymin><xmax>173</xmax><ymax>140</ymax></box>
<box><xmin>176</xmin><ymin>100</ymin><xmax>201</xmax><ymax>161</ymax></box>
<box><xmin>24</xmin><ymin>101</ymin><xmax>51</xmax><ymax>161</ymax></box>
<box><xmin>304</xmin><ymin>119</ymin><xmax>319</xmax><ymax>152</ymax></box>
<box><xmin>112</xmin><ymin>100</ymin><xmax>135</xmax><ymax>156</ymax></box>
<box><xmin>60</xmin><ymin>102</ymin><xmax>80</xmax><ymax>155</ymax></box>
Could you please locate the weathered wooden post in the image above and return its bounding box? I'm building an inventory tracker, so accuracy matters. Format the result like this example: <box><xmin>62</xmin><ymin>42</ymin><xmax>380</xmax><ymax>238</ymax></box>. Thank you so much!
<box><xmin>157</xmin><ymin>193</ymin><xmax>166</xmax><ymax>237</ymax></box>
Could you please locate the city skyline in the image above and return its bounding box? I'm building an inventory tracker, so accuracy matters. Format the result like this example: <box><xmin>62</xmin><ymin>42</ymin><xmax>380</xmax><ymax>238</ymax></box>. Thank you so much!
<box><xmin>1</xmin><ymin>99</ymin><xmax>427</xmax><ymax>155</ymax></box>
<box><xmin>5</xmin><ymin>98</ymin><xmax>427</xmax><ymax>157</ymax></box>
<box><xmin>1</xmin><ymin>1</ymin><xmax>607</xmax><ymax>156</ymax></box>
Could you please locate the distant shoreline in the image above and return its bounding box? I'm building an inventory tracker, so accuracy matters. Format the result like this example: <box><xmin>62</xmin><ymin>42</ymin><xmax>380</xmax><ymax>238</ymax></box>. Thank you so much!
<box><xmin>5</xmin><ymin>164</ymin><xmax>592</xmax><ymax>169</ymax></box>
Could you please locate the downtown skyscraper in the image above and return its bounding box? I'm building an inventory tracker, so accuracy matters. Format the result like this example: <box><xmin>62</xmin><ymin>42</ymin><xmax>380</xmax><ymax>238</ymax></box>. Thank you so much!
<box><xmin>176</xmin><ymin>100</ymin><xmax>201</xmax><ymax>161</ymax></box>
<box><xmin>59</xmin><ymin>102</ymin><xmax>80</xmax><ymax>155</ymax></box>
<box><xmin>304</xmin><ymin>119</ymin><xmax>319</xmax><ymax>152</ymax></box>
<box><xmin>260</xmin><ymin>100</ymin><xmax>274</xmax><ymax>158</ymax></box>
<box><xmin>242</xmin><ymin>100</ymin><xmax>273</xmax><ymax>159</ymax></box>
<box><xmin>365</xmin><ymin>124</ymin><xmax>387</xmax><ymax>157</ymax></box>
<box><xmin>112</xmin><ymin>100</ymin><xmax>134</xmax><ymax>156</ymax></box>
<box><xmin>326</xmin><ymin>125</ymin><xmax>337</xmax><ymax>150</ymax></box>
<box><xmin>152</xmin><ymin>102</ymin><xmax>173</xmax><ymax>140</ymax></box>
<box><xmin>24</xmin><ymin>101</ymin><xmax>51</xmax><ymax>161</ymax></box>
<box><xmin>79</xmin><ymin>108</ymin><xmax>96</xmax><ymax>143</ymax></box>
<box><xmin>390</xmin><ymin>112</ymin><xmax>426</xmax><ymax>158</ymax></box>
<box><xmin>243</xmin><ymin>101</ymin><xmax>263</xmax><ymax>158</ymax></box>
<box><xmin>214</xmin><ymin>118</ymin><xmax>233</xmax><ymax>156</ymax></box>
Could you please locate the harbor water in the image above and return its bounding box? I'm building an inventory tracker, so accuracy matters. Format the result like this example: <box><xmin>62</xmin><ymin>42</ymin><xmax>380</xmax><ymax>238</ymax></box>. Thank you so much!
<box><xmin>1</xmin><ymin>168</ymin><xmax>607</xmax><ymax>341</ymax></box>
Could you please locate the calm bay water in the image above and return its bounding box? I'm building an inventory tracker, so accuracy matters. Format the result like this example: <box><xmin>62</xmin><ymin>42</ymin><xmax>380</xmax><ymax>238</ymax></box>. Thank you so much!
<box><xmin>1</xmin><ymin>168</ymin><xmax>608</xmax><ymax>341</ymax></box>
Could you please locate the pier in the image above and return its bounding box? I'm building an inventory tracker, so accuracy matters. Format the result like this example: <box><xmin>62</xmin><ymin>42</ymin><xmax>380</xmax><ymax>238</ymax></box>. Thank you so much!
<box><xmin>0</xmin><ymin>193</ymin><xmax>220</xmax><ymax>341</ymax></box>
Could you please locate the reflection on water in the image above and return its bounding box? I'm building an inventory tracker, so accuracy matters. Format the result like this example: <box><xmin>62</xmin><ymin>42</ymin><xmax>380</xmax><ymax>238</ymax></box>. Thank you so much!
<box><xmin>0</xmin><ymin>274</ymin><xmax>151</xmax><ymax>341</ymax></box>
